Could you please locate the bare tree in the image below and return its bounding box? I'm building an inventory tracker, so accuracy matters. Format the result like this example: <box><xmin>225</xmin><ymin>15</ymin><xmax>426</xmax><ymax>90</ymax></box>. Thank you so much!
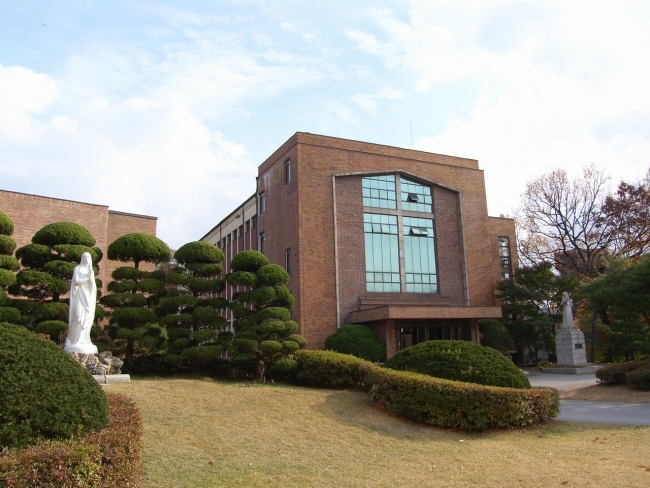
<box><xmin>515</xmin><ymin>165</ymin><xmax>613</xmax><ymax>277</ymax></box>
<box><xmin>598</xmin><ymin>170</ymin><xmax>650</xmax><ymax>260</ymax></box>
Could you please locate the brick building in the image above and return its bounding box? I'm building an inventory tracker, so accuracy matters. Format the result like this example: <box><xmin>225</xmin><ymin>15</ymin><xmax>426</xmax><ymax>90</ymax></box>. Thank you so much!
<box><xmin>0</xmin><ymin>190</ymin><xmax>158</xmax><ymax>293</ymax></box>
<box><xmin>202</xmin><ymin>132</ymin><xmax>517</xmax><ymax>358</ymax></box>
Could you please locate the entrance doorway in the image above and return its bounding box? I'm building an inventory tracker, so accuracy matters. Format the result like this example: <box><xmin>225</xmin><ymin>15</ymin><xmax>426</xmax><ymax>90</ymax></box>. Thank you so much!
<box><xmin>397</xmin><ymin>320</ymin><xmax>471</xmax><ymax>351</ymax></box>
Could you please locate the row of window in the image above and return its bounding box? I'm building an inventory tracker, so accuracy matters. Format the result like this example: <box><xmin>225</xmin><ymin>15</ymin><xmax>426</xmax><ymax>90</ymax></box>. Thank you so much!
<box><xmin>217</xmin><ymin>216</ymin><xmax>257</xmax><ymax>249</ymax></box>
<box><xmin>258</xmin><ymin>159</ymin><xmax>291</xmax><ymax>216</ymax></box>
<box><xmin>361</xmin><ymin>174</ymin><xmax>433</xmax><ymax>212</ymax></box>
<box><xmin>364</xmin><ymin>213</ymin><xmax>438</xmax><ymax>293</ymax></box>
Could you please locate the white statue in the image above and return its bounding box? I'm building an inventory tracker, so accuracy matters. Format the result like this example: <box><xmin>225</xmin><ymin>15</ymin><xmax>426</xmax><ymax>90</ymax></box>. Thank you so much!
<box><xmin>560</xmin><ymin>291</ymin><xmax>574</xmax><ymax>330</ymax></box>
<box><xmin>65</xmin><ymin>252</ymin><xmax>98</xmax><ymax>354</ymax></box>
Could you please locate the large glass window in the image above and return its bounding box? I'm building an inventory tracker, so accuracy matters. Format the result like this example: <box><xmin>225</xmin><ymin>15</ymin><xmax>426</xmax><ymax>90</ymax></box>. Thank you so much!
<box><xmin>362</xmin><ymin>175</ymin><xmax>397</xmax><ymax>209</ymax></box>
<box><xmin>403</xmin><ymin>217</ymin><xmax>437</xmax><ymax>293</ymax></box>
<box><xmin>400</xmin><ymin>177</ymin><xmax>432</xmax><ymax>213</ymax></box>
<box><xmin>364</xmin><ymin>213</ymin><xmax>400</xmax><ymax>292</ymax></box>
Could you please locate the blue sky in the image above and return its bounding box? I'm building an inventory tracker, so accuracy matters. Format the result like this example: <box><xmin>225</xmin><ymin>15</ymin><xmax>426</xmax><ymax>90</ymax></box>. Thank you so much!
<box><xmin>1</xmin><ymin>1</ymin><xmax>649</xmax><ymax>248</ymax></box>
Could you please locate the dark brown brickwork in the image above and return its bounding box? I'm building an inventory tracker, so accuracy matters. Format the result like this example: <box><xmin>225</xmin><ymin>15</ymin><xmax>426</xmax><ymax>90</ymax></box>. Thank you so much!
<box><xmin>0</xmin><ymin>190</ymin><xmax>158</xmax><ymax>294</ymax></box>
<box><xmin>431</xmin><ymin>186</ymin><xmax>465</xmax><ymax>306</ymax></box>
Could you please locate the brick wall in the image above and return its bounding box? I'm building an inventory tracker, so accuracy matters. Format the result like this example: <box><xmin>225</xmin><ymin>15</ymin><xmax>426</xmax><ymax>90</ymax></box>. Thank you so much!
<box><xmin>1</xmin><ymin>190</ymin><xmax>110</xmax><ymax>289</ymax></box>
<box><xmin>257</xmin><ymin>145</ymin><xmax>302</xmax><ymax>331</ymax></box>
<box><xmin>0</xmin><ymin>190</ymin><xmax>158</xmax><ymax>295</ymax></box>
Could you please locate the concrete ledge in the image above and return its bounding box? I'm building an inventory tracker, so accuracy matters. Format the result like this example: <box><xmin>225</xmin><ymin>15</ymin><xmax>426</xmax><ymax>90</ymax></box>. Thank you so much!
<box><xmin>93</xmin><ymin>374</ymin><xmax>131</xmax><ymax>385</ymax></box>
<box><xmin>540</xmin><ymin>365</ymin><xmax>599</xmax><ymax>375</ymax></box>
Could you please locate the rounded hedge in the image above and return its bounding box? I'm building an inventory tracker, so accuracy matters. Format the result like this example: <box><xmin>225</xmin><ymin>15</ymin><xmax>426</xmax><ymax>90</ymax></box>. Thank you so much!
<box><xmin>0</xmin><ymin>210</ymin><xmax>14</xmax><ymax>236</ymax></box>
<box><xmin>0</xmin><ymin>255</ymin><xmax>19</xmax><ymax>271</ymax></box>
<box><xmin>32</xmin><ymin>222</ymin><xmax>96</xmax><ymax>248</ymax></box>
<box><xmin>175</xmin><ymin>241</ymin><xmax>224</xmax><ymax>265</ymax></box>
<box><xmin>0</xmin><ymin>322</ymin><xmax>109</xmax><ymax>449</ymax></box>
<box><xmin>384</xmin><ymin>340</ymin><xmax>530</xmax><ymax>389</ymax></box>
<box><xmin>257</xmin><ymin>264</ymin><xmax>289</xmax><ymax>286</ymax></box>
<box><xmin>325</xmin><ymin>324</ymin><xmax>386</xmax><ymax>362</ymax></box>
<box><xmin>0</xmin><ymin>268</ymin><xmax>17</xmax><ymax>288</ymax></box>
<box><xmin>0</xmin><ymin>235</ymin><xmax>17</xmax><ymax>256</ymax></box>
<box><xmin>230</xmin><ymin>250</ymin><xmax>269</xmax><ymax>272</ymax></box>
<box><xmin>107</xmin><ymin>233</ymin><xmax>171</xmax><ymax>267</ymax></box>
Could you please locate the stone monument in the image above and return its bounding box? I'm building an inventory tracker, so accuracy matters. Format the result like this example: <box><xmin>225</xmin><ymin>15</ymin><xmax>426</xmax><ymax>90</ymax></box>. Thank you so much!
<box><xmin>555</xmin><ymin>292</ymin><xmax>588</xmax><ymax>366</ymax></box>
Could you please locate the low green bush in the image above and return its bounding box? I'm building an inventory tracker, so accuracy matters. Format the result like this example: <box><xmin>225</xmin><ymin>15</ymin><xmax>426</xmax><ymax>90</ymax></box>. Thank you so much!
<box><xmin>626</xmin><ymin>367</ymin><xmax>650</xmax><ymax>391</ymax></box>
<box><xmin>291</xmin><ymin>349</ymin><xmax>374</xmax><ymax>389</ymax></box>
<box><xmin>324</xmin><ymin>324</ymin><xmax>386</xmax><ymax>362</ymax></box>
<box><xmin>0</xmin><ymin>322</ymin><xmax>109</xmax><ymax>449</ymax></box>
<box><xmin>367</xmin><ymin>367</ymin><xmax>559</xmax><ymax>431</ymax></box>
<box><xmin>596</xmin><ymin>360</ymin><xmax>650</xmax><ymax>385</ymax></box>
<box><xmin>384</xmin><ymin>340</ymin><xmax>530</xmax><ymax>389</ymax></box>
<box><xmin>0</xmin><ymin>393</ymin><xmax>143</xmax><ymax>487</ymax></box>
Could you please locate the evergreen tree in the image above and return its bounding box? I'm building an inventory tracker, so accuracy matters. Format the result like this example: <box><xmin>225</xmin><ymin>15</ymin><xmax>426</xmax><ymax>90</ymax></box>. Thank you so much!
<box><xmin>10</xmin><ymin>221</ymin><xmax>102</xmax><ymax>342</ymax></box>
<box><xmin>226</xmin><ymin>250</ymin><xmax>306</xmax><ymax>381</ymax></box>
<box><xmin>156</xmin><ymin>241</ymin><xmax>227</xmax><ymax>357</ymax></box>
<box><xmin>0</xmin><ymin>211</ymin><xmax>20</xmax><ymax>324</ymax></box>
<box><xmin>102</xmin><ymin>233</ymin><xmax>170</xmax><ymax>368</ymax></box>
<box><xmin>497</xmin><ymin>262</ymin><xmax>579</xmax><ymax>364</ymax></box>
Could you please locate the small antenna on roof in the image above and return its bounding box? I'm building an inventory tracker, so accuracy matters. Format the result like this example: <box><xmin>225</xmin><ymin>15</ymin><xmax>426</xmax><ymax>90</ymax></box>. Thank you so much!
<box><xmin>410</xmin><ymin>119</ymin><xmax>414</xmax><ymax>149</ymax></box>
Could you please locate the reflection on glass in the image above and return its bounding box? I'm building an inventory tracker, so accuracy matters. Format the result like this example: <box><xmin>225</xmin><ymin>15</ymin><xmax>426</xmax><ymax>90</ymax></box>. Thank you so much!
<box><xmin>364</xmin><ymin>213</ymin><xmax>400</xmax><ymax>292</ymax></box>
<box><xmin>403</xmin><ymin>217</ymin><xmax>437</xmax><ymax>293</ymax></box>
<box><xmin>400</xmin><ymin>177</ymin><xmax>433</xmax><ymax>212</ymax></box>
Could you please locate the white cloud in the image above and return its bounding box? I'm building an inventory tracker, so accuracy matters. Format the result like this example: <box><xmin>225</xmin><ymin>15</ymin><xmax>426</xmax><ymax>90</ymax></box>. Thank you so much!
<box><xmin>0</xmin><ymin>65</ymin><xmax>58</xmax><ymax>141</ymax></box>
<box><xmin>346</xmin><ymin>0</ymin><xmax>650</xmax><ymax>214</ymax></box>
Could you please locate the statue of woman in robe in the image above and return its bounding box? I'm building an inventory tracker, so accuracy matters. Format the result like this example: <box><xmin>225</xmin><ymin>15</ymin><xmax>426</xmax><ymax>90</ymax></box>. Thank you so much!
<box><xmin>560</xmin><ymin>291</ymin><xmax>574</xmax><ymax>330</ymax></box>
<box><xmin>64</xmin><ymin>252</ymin><xmax>98</xmax><ymax>354</ymax></box>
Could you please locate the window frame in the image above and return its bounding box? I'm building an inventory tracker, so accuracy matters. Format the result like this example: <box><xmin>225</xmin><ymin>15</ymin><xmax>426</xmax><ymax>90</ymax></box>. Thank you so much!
<box><xmin>285</xmin><ymin>247</ymin><xmax>292</xmax><ymax>275</ymax></box>
<box><xmin>285</xmin><ymin>159</ymin><xmax>291</xmax><ymax>185</ymax></box>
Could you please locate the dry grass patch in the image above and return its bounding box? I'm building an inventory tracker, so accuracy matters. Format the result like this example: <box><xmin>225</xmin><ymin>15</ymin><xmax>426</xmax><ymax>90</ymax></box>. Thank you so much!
<box><xmin>560</xmin><ymin>384</ymin><xmax>650</xmax><ymax>403</ymax></box>
<box><xmin>107</xmin><ymin>378</ymin><xmax>650</xmax><ymax>488</ymax></box>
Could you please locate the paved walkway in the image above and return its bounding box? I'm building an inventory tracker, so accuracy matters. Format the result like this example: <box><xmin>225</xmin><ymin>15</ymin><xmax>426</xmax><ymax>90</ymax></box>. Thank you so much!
<box><xmin>526</xmin><ymin>370</ymin><xmax>650</xmax><ymax>425</ymax></box>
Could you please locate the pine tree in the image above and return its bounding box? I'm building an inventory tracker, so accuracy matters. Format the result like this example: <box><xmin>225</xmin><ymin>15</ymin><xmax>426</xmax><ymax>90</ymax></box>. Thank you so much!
<box><xmin>226</xmin><ymin>250</ymin><xmax>306</xmax><ymax>381</ymax></box>
<box><xmin>156</xmin><ymin>241</ymin><xmax>227</xmax><ymax>362</ymax></box>
<box><xmin>102</xmin><ymin>233</ymin><xmax>170</xmax><ymax>368</ymax></box>
<box><xmin>11</xmin><ymin>221</ymin><xmax>102</xmax><ymax>342</ymax></box>
<box><xmin>0</xmin><ymin>211</ymin><xmax>20</xmax><ymax>324</ymax></box>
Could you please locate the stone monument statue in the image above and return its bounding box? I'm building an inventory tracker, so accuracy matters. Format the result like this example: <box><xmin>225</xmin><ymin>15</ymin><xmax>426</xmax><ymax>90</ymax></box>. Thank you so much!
<box><xmin>555</xmin><ymin>291</ymin><xmax>587</xmax><ymax>366</ymax></box>
<box><xmin>64</xmin><ymin>252</ymin><xmax>98</xmax><ymax>355</ymax></box>
<box><xmin>560</xmin><ymin>291</ymin><xmax>574</xmax><ymax>329</ymax></box>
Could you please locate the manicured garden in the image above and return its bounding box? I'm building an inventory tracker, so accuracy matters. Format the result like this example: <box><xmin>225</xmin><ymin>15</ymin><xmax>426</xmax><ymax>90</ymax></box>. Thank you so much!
<box><xmin>108</xmin><ymin>377</ymin><xmax>650</xmax><ymax>488</ymax></box>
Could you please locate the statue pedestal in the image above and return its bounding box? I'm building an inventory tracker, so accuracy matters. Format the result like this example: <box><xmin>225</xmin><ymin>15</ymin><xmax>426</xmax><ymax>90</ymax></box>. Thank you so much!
<box><xmin>65</xmin><ymin>343</ymin><xmax>98</xmax><ymax>354</ymax></box>
<box><xmin>555</xmin><ymin>327</ymin><xmax>588</xmax><ymax>366</ymax></box>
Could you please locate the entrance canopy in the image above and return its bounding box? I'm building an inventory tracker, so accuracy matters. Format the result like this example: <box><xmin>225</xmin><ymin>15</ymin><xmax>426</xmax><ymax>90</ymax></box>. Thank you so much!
<box><xmin>349</xmin><ymin>305</ymin><xmax>502</xmax><ymax>323</ymax></box>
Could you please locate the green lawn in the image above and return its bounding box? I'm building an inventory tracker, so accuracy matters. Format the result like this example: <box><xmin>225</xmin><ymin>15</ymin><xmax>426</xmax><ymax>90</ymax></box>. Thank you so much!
<box><xmin>108</xmin><ymin>378</ymin><xmax>650</xmax><ymax>488</ymax></box>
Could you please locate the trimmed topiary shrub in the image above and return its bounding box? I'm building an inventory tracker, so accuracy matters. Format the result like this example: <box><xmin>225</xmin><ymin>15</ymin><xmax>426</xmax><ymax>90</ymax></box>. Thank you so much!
<box><xmin>367</xmin><ymin>367</ymin><xmax>559</xmax><ymax>431</ymax></box>
<box><xmin>0</xmin><ymin>322</ymin><xmax>109</xmax><ymax>449</ymax></box>
<box><xmin>0</xmin><ymin>393</ymin><xmax>142</xmax><ymax>487</ymax></box>
<box><xmin>596</xmin><ymin>360</ymin><xmax>650</xmax><ymax>385</ymax></box>
<box><xmin>626</xmin><ymin>367</ymin><xmax>650</xmax><ymax>391</ymax></box>
<box><xmin>0</xmin><ymin>210</ymin><xmax>14</xmax><ymax>236</ymax></box>
<box><xmin>324</xmin><ymin>324</ymin><xmax>386</xmax><ymax>362</ymax></box>
<box><xmin>32</xmin><ymin>222</ymin><xmax>96</xmax><ymax>248</ymax></box>
<box><xmin>384</xmin><ymin>340</ymin><xmax>530</xmax><ymax>389</ymax></box>
<box><xmin>291</xmin><ymin>349</ymin><xmax>375</xmax><ymax>389</ymax></box>
<box><xmin>479</xmin><ymin>319</ymin><xmax>514</xmax><ymax>355</ymax></box>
